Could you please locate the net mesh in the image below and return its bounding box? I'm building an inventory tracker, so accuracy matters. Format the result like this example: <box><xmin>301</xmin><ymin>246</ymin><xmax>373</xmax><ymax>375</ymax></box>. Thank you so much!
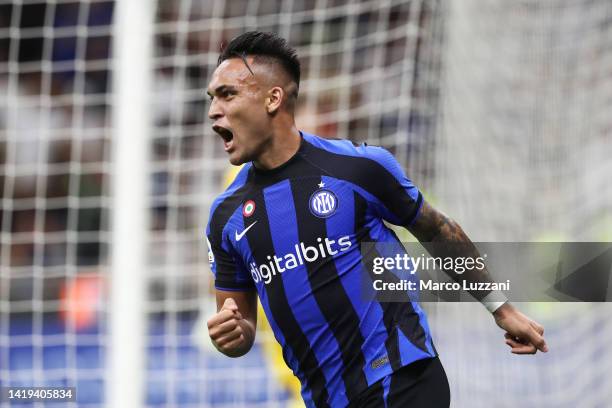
<box><xmin>1</xmin><ymin>0</ymin><xmax>611</xmax><ymax>407</ymax></box>
<box><xmin>437</xmin><ymin>0</ymin><xmax>612</xmax><ymax>242</ymax></box>
<box><xmin>430</xmin><ymin>1</ymin><xmax>612</xmax><ymax>407</ymax></box>
<box><xmin>0</xmin><ymin>1</ymin><xmax>113</xmax><ymax>406</ymax></box>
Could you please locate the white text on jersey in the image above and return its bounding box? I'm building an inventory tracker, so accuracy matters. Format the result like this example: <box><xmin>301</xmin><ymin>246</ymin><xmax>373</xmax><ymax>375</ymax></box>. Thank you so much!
<box><xmin>249</xmin><ymin>236</ymin><xmax>351</xmax><ymax>284</ymax></box>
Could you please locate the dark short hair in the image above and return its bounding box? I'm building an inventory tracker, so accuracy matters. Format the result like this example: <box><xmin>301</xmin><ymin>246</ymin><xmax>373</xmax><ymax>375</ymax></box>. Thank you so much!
<box><xmin>218</xmin><ymin>31</ymin><xmax>301</xmax><ymax>89</ymax></box>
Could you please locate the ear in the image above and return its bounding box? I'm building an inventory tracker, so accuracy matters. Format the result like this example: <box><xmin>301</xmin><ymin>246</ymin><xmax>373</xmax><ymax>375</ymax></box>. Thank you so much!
<box><xmin>266</xmin><ymin>86</ymin><xmax>284</xmax><ymax>114</ymax></box>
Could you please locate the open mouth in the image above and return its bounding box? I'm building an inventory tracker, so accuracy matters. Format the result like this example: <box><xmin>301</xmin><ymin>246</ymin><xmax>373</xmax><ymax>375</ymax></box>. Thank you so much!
<box><xmin>212</xmin><ymin>125</ymin><xmax>234</xmax><ymax>151</ymax></box>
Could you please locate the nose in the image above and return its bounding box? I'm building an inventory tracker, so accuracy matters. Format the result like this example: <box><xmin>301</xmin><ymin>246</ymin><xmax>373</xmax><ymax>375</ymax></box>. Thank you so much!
<box><xmin>208</xmin><ymin>98</ymin><xmax>222</xmax><ymax>120</ymax></box>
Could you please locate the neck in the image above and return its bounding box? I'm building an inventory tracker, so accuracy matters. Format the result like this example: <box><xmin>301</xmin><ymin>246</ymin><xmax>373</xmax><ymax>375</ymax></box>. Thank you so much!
<box><xmin>253</xmin><ymin>123</ymin><xmax>301</xmax><ymax>170</ymax></box>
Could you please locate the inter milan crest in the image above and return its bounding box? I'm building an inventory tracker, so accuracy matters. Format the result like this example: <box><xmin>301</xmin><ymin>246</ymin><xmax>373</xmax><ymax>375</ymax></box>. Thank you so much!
<box><xmin>243</xmin><ymin>200</ymin><xmax>256</xmax><ymax>217</ymax></box>
<box><xmin>309</xmin><ymin>183</ymin><xmax>338</xmax><ymax>218</ymax></box>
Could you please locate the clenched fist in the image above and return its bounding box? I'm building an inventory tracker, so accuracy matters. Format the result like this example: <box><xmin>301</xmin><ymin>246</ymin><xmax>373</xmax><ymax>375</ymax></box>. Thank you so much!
<box><xmin>207</xmin><ymin>297</ymin><xmax>255</xmax><ymax>357</ymax></box>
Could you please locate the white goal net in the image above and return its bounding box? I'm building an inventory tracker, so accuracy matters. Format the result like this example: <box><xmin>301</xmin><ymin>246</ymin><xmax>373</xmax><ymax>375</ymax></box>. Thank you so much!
<box><xmin>1</xmin><ymin>0</ymin><xmax>611</xmax><ymax>407</ymax></box>
<box><xmin>430</xmin><ymin>1</ymin><xmax>612</xmax><ymax>407</ymax></box>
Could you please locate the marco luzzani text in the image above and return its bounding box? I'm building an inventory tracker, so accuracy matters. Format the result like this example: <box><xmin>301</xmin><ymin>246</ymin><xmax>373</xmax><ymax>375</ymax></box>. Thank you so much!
<box><xmin>371</xmin><ymin>254</ymin><xmax>511</xmax><ymax>292</ymax></box>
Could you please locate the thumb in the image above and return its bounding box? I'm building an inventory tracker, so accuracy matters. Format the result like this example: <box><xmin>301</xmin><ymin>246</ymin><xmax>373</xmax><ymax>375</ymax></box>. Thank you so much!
<box><xmin>221</xmin><ymin>297</ymin><xmax>238</xmax><ymax>312</ymax></box>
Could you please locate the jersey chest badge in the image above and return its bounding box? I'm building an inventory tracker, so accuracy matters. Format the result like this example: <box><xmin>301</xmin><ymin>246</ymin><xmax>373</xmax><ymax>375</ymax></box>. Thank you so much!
<box><xmin>242</xmin><ymin>200</ymin><xmax>256</xmax><ymax>217</ymax></box>
<box><xmin>309</xmin><ymin>186</ymin><xmax>338</xmax><ymax>218</ymax></box>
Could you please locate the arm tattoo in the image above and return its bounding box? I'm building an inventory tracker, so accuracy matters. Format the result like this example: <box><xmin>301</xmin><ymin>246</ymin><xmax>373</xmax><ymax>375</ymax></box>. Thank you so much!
<box><xmin>408</xmin><ymin>201</ymin><xmax>495</xmax><ymax>301</ymax></box>
<box><xmin>408</xmin><ymin>201</ymin><xmax>467</xmax><ymax>243</ymax></box>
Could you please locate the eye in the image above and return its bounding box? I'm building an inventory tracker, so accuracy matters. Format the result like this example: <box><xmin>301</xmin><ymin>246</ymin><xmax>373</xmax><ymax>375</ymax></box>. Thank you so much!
<box><xmin>221</xmin><ymin>90</ymin><xmax>236</xmax><ymax>99</ymax></box>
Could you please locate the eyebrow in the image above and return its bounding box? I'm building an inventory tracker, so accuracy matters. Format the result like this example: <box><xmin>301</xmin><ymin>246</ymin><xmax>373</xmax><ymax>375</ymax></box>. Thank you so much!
<box><xmin>206</xmin><ymin>84</ymin><xmax>237</xmax><ymax>98</ymax></box>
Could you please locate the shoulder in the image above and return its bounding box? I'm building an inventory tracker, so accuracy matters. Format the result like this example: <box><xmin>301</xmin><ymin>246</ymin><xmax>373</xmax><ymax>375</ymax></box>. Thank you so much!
<box><xmin>301</xmin><ymin>132</ymin><xmax>403</xmax><ymax>178</ymax></box>
<box><xmin>301</xmin><ymin>132</ymin><xmax>362</xmax><ymax>155</ymax></box>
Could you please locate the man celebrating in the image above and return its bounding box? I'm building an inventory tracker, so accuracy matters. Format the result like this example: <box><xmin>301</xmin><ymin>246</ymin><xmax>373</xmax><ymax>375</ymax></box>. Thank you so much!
<box><xmin>205</xmin><ymin>31</ymin><xmax>547</xmax><ymax>408</ymax></box>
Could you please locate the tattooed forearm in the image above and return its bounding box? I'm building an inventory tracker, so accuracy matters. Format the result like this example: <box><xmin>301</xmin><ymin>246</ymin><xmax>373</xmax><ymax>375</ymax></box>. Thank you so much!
<box><xmin>408</xmin><ymin>201</ymin><xmax>467</xmax><ymax>243</ymax></box>
<box><xmin>408</xmin><ymin>201</ymin><xmax>495</xmax><ymax>301</ymax></box>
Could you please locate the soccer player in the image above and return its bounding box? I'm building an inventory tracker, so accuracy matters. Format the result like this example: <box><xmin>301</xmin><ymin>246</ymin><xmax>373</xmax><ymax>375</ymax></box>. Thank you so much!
<box><xmin>205</xmin><ymin>32</ymin><xmax>547</xmax><ymax>408</ymax></box>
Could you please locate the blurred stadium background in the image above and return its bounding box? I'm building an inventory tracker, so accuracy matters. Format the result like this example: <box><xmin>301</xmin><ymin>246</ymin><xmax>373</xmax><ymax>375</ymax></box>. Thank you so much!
<box><xmin>1</xmin><ymin>0</ymin><xmax>611</xmax><ymax>407</ymax></box>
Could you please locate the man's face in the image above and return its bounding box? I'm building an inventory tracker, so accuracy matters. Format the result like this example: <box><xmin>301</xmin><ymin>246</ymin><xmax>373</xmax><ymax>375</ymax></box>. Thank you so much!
<box><xmin>207</xmin><ymin>58</ymin><xmax>272</xmax><ymax>165</ymax></box>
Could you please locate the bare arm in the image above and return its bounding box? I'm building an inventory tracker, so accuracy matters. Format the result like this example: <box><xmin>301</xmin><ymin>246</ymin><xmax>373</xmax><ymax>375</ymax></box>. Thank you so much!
<box><xmin>408</xmin><ymin>201</ymin><xmax>498</xmax><ymax>300</ymax></box>
<box><xmin>207</xmin><ymin>289</ymin><xmax>257</xmax><ymax>357</ymax></box>
<box><xmin>408</xmin><ymin>201</ymin><xmax>548</xmax><ymax>354</ymax></box>
<box><xmin>408</xmin><ymin>200</ymin><xmax>465</xmax><ymax>243</ymax></box>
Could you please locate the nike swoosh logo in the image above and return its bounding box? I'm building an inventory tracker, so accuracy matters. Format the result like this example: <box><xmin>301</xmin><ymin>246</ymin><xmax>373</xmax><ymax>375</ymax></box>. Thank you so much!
<box><xmin>235</xmin><ymin>221</ymin><xmax>257</xmax><ymax>241</ymax></box>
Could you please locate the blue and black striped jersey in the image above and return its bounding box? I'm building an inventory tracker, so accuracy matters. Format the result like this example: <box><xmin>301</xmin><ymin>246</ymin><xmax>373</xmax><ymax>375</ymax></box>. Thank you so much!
<box><xmin>206</xmin><ymin>132</ymin><xmax>437</xmax><ymax>407</ymax></box>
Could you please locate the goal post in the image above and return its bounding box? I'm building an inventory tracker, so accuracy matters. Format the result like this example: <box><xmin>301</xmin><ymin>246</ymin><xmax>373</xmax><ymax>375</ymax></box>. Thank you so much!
<box><xmin>108</xmin><ymin>0</ymin><xmax>154</xmax><ymax>407</ymax></box>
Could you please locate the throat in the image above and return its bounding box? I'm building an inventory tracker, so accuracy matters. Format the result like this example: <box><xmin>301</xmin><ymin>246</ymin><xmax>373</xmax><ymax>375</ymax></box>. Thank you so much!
<box><xmin>253</xmin><ymin>129</ymin><xmax>302</xmax><ymax>171</ymax></box>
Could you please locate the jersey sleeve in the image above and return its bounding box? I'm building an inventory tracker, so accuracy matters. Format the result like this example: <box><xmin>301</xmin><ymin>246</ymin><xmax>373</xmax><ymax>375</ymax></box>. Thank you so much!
<box><xmin>359</xmin><ymin>144</ymin><xmax>424</xmax><ymax>227</ymax></box>
<box><xmin>206</xmin><ymin>220</ymin><xmax>255</xmax><ymax>292</ymax></box>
